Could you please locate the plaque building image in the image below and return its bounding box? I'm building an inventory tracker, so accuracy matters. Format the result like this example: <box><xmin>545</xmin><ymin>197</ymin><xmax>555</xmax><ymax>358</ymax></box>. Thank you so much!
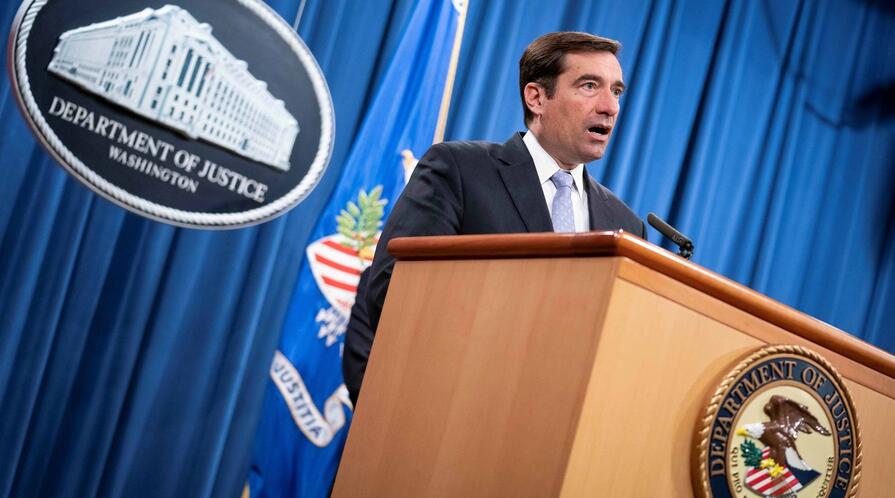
<box><xmin>48</xmin><ymin>5</ymin><xmax>299</xmax><ymax>171</ymax></box>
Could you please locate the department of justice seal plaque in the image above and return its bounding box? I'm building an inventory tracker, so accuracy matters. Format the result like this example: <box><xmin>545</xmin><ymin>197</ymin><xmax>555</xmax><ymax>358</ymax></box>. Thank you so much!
<box><xmin>8</xmin><ymin>0</ymin><xmax>333</xmax><ymax>229</ymax></box>
<box><xmin>694</xmin><ymin>345</ymin><xmax>861</xmax><ymax>498</ymax></box>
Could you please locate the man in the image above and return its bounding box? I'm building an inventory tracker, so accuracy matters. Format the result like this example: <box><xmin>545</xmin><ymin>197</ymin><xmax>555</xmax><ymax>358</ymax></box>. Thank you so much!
<box><xmin>343</xmin><ymin>32</ymin><xmax>645</xmax><ymax>406</ymax></box>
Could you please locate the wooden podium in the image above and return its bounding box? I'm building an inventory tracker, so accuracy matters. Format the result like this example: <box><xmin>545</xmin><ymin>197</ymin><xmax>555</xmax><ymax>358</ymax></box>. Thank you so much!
<box><xmin>332</xmin><ymin>232</ymin><xmax>895</xmax><ymax>497</ymax></box>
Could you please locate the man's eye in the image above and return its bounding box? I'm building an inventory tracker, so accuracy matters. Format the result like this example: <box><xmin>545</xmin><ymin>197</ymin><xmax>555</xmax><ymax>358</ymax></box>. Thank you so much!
<box><xmin>612</xmin><ymin>88</ymin><xmax>623</xmax><ymax>97</ymax></box>
<box><xmin>582</xmin><ymin>82</ymin><xmax>596</xmax><ymax>90</ymax></box>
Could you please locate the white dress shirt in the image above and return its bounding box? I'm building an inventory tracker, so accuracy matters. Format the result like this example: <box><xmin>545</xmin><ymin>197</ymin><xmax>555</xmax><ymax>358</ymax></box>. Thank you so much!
<box><xmin>522</xmin><ymin>131</ymin><xmax>590</xmax><ymax>232</ymax></box>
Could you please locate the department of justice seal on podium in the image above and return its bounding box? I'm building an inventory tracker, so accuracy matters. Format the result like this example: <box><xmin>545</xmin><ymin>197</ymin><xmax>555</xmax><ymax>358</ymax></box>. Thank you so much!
<box><xmin>693</xmin><ymin>345</ymin><xmax>861</xmax><ymax>498</ymax></box>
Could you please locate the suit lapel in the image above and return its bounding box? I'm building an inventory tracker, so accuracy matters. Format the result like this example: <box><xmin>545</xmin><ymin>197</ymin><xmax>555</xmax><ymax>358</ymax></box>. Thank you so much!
<box><xmin>583</xmin><ymin>166</ymin><xmax>618</xmax><ymax>231</ymax></box>
<box><xmin>495</xmin><ymin>133</ymin><xmax>554</xmax><ymax>233</ymax></box>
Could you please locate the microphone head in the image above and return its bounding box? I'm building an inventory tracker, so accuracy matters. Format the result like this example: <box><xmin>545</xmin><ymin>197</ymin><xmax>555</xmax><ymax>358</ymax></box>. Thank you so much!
<box><xmin>646</xmin><ymin>212</ymin><xmax>694</xmax><ymax>259</ymax></box>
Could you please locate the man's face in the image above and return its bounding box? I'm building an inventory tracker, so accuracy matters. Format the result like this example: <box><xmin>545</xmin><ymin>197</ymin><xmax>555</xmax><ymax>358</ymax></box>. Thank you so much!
<box><xmin>526</xmin><ymin>51</ymin><xmax>624</xmax><ymax>168</ymax></box>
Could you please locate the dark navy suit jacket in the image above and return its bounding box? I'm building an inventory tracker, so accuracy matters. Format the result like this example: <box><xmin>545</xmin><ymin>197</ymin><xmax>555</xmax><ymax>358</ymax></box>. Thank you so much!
<box><xmin>342</xmin><ymin>132</ymin><xmax>644</xmax><ymax>405</ymax></box>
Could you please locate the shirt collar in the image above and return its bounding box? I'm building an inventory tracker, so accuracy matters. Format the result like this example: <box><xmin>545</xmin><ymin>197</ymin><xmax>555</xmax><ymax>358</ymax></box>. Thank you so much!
<box><xmin>522</xmin><ymin>130</ymin><xmax>586</xmax><ymax>191</ymax></box>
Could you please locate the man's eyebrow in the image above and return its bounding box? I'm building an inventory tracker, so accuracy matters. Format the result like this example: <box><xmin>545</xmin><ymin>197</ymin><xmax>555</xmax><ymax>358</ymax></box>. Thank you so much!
<box><xmin>573</xmin><ymin>74</ymin><xmax>626</xmax><ymax>91</ymax></box>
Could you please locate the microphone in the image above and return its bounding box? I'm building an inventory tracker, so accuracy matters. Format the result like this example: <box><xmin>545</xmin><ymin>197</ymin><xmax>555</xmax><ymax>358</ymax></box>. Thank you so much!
<box><xmin>647</xmin><ymin>213</ymin><xmax>694</xmax><ymax>260</ymax></box>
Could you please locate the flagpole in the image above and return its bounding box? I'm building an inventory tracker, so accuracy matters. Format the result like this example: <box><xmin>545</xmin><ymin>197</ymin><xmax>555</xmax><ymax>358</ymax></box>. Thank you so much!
<box><xmin>432</xmin><ymin>0</ymin><xmax>469</xmax><ymax>144</ymax></box>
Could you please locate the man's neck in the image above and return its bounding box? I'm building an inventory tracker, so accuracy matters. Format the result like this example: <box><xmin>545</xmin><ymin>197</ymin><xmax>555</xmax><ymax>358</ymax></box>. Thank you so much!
<box><xmin>525</xmin><ymin>130</ymin><xmax>580</xmax><ymax>171</ymax></box>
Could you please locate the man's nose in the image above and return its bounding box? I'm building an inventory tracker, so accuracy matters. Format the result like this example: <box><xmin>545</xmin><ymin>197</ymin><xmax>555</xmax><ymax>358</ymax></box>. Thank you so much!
<box><xmin>595</xmin><ymin>89</ymin><xmax>619</xmax><ymax>116</ymax></box>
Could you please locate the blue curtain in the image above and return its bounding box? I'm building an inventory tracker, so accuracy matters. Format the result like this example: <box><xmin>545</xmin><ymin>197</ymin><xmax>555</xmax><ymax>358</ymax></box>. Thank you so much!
<box><xmin>0</xmin><ymin>1</ymin><xmax>892</xmax><ymax>498</ymax></box>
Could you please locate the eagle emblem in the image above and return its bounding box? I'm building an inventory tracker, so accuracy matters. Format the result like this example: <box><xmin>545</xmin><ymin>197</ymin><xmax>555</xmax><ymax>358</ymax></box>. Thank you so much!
<box><xmin>307</xmin><ymin>187</ymin><xmax>386</xmax><ymax>348</ymax></box>
<box><xmin>737</xmin><ymin>395</ymin><xmax>832</xmax><ymax>496</ymax></box>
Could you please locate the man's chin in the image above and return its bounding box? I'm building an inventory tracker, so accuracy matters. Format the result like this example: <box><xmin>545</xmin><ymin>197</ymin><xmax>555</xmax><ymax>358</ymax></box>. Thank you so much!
<box><xmin>580</xmin><ymin>146</ymin><xmax>606</xmax><ymax>162</ymax></box>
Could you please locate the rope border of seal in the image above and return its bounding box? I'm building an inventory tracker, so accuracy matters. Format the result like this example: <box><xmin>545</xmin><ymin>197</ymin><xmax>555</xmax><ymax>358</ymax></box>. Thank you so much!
<box><xmin>11</xmin><ymin>0</ymin><xmax>333</xmax><ymax>228</ymax></box>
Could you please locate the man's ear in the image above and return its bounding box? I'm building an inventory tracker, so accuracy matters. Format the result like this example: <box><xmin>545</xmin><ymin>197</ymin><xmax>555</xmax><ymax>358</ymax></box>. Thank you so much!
<box><xmin>523</xmin><ymin>82</ymin><xmax>546</xmax><ymax>120</ymax></box>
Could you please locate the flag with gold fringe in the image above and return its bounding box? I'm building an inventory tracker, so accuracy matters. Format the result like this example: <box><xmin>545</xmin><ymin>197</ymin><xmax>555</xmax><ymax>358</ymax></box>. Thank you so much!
<box><xmin>248</xmin><ymin>1</ymin><xmax>466</xmax><ymax>496</ymax></box>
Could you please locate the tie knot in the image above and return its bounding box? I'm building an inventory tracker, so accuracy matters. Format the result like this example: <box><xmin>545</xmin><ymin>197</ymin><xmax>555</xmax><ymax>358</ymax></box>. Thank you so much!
<box><xmin>550</xmin><ymin>170</ymin><xmax>574</xmax><ymax>189</ymax></box>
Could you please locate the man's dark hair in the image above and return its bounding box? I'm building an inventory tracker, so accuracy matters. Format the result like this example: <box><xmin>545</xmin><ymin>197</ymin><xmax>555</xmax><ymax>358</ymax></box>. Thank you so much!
<box><xmin>519</xmin><ymin>32</ymin><xmax>621</xmax><ymax>125</ymax></box>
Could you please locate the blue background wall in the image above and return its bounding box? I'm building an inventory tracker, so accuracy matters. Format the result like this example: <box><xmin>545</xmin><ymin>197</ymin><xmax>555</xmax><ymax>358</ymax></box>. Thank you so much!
<box><xmin>1</xmin><ymin>0</ymin><xmax>892</xmax><ymax>497</ymax></box>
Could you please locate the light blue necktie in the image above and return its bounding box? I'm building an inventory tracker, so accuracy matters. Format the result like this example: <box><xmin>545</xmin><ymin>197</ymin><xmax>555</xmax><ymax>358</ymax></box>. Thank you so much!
<box><xmin>550</xmin><ymin>170</ymin><xmax>575</xmax><ymax>232</ymax></box>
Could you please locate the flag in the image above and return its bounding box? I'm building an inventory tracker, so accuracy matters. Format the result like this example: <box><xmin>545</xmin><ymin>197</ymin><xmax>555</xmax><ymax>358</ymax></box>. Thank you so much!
<box><xmin>248</xmin><ymin>0</ymin><xmax>466</xmax><ymax>496</ymax></box>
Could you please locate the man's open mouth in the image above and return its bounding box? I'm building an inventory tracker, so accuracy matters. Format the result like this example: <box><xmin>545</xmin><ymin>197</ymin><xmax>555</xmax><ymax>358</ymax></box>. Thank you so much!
<box><xmin>589</xmin><ymin>125</ymin><xmax>611</xmax><ymax>136</ymax></box>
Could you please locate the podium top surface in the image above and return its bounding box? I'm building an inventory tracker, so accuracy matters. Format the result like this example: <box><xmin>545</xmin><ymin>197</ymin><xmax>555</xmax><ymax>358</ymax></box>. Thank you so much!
<box><xmin>389</xmin><ymin>230</ymin><xmax>664</xmax><ymax>260</ymax></box>
<box><xmin>387</xmin><ymin>231</ymin><xmax>895</xmax><ymax>380</ymax></box>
